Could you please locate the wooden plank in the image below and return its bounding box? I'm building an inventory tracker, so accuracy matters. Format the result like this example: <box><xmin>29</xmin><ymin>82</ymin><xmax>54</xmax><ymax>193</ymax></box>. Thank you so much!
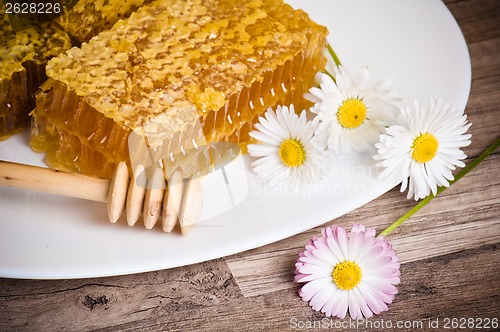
<box><xmin>469</xmin><ymin>37</ymin><xmax>500</xmax><ymax>80</ymax></box>
<box><xmin>0</xmin><ymin>260</ymin><xmax>242</xmax><ymax>331</ymax></box>
<box><xmin>444</xmin><ymin>0</ymin><xmax>500</xmax><ymax>44</ymax></box>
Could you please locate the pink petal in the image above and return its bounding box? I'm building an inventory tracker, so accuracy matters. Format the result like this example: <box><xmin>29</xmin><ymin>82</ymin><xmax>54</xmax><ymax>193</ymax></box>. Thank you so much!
<box><xmin>348</xmin><ymin>291</ymin><xmax>362</xmax><ymax>320</ymax></box>
<box><xmin>320</xmin><ymin>288</ymin><xmax>339</xmax><ymax>317</ymax></box>
<box><xmin>335</xmin><ymin>290</ymin><xmax>349</xmax><ymax>319</ymax></box>
<box><xmin>297</xmin><ymin>264</ymin><xmax>332</xmax><ymax>276</ymax></box>
<box><xmin>299</xmin><ymin>277</ymin><xmax>330</xmax><ymax>301</ymax></box>
<box><xmin>326</xmin><ymin>235</ymin><xmax>345</xmax><ymax>262</ymax></box>
<box><xmin>353</xmin><ymin>287</ymin><xmax>374</xmax><ymax>318</ymax></box>
<box><xmin>310</xmin><ymin>284</ymin><xmax>335</xmax><ymax>311</ymax></box>
<box><xmin>357</xmin><ymin>283</ymin><xmax>385</xmax><ymax>315</ymax></box>
<box><xmin>335</xmin><ymin>227</ymin><xmax>349</xmax><ymax>258</ymax></box>
<box><xmin>350</xmin><ymin>224</ymin><xmax>366</xmax><ymax>234</ymax></box>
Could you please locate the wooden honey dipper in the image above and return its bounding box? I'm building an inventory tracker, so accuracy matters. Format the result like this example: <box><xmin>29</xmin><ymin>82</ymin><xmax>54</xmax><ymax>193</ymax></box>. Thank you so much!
<box><xmin>0</xmin><ymin>160</ymin><xmax>202</xmax><ymax>235</ymax></box>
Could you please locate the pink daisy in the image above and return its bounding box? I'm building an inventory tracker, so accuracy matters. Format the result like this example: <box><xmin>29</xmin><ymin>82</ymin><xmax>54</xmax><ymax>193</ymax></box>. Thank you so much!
<box><xmin>294</xmin><ymin>224</ymin><xmax>400</xmax><ymax>319</ymax></box>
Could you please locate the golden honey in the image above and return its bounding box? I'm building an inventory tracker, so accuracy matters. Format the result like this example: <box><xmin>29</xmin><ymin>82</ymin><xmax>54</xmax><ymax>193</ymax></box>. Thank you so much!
<box><xmin>0</xmin><ymin>15</ymin><xmax>72</xmax><ymax>140</ymax></box>
<box><xmin>31</xmin><ymin>0</ymin><xmax>328</xmax><ymax>178</ymax></box>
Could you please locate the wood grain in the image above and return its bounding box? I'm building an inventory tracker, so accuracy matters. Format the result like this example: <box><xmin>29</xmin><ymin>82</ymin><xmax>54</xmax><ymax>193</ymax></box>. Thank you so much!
<box><xmin>0</xmin><ymin>0</ymin><xmax>499</xmax><ymax>331</ymax></box>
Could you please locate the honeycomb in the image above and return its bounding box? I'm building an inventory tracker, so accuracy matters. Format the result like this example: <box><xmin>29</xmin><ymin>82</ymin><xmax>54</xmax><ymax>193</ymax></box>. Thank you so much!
<box><xmin>31</xmin><ymin>0</ymin><xmax>328</xmax><ymax>178</ymax></box>
<box><xmin>56</xmin><ymin>0</ymin><xmax>154</xmax><ymax>43</ymax></box>
<box><xmin>0</xmin><ymin>15</ymin><xmax>72</xmax><ymax>140</ymax></box>
<box><xmin>0</xmin><ymin>0</ymin><xmax>153</xmax><ymax>141</ymax></box>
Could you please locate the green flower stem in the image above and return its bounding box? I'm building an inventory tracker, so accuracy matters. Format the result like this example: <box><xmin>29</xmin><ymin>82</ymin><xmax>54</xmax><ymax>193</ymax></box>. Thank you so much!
<box><xmin>324</xmin><ymin>44</ymin><xmax>341</xmax><ymax>81</ymax></box>
<box><xmin>327</xmin><ymin>44</ymin><xmax>341</xmax><ymax>67</ymax></box>
<box><xmin>379</xmin><ymin>137</ymin><xmax>500</xmax><ymax>237</ymax></box>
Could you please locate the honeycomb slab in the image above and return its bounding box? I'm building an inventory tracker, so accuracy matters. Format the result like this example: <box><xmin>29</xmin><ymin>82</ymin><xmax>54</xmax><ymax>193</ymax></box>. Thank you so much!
<box><xmin>31</xmin><ymin>0</ymin><xmax>328</xmax><ymax>178</ymax></box>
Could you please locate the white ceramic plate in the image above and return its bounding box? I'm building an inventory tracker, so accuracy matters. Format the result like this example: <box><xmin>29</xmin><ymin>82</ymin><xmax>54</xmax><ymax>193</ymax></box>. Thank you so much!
<box><xmin>0</xmin><ymin>0</ymin><xmax>470</xmax><ymax>279</ymax></box>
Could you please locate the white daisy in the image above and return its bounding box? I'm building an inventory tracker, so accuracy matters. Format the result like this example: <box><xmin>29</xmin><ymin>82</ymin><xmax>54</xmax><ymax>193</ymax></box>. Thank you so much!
<box><xmin>374</xmin><ymin>98</ymin><xmax>472</xmax><ymax>200</ymax></box>
<box><xmin>305</xmin><ymin>66</ymin><xmax>401</xmax><ymax>154</ymax></box>
<box><xmin>294</xmin><ymin>224</ymin><xmax>400</xmax><ymax>319</ymax></box>
<box><xmin>247</xmin><ymin>105</ymin><xmax>327</xmax><ymax>192</ymax></box>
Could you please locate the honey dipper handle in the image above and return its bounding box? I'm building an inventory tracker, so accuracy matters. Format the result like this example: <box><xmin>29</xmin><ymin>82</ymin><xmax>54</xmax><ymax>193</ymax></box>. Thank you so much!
<box><xmin>0</xmin><ymin>160</ymin><xmax>110</xmax><ymax>202</ymax></box>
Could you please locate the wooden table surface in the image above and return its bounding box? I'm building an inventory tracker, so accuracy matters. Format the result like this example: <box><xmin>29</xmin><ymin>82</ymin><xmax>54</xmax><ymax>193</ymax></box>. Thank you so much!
<box><xmin>1</xmin><ymin>0</ymin><xmax>499</xmax><ymax>331</ymax></box>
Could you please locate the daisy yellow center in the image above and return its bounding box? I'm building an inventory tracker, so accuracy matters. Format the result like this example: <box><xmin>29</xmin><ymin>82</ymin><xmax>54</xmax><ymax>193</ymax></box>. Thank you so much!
<box><xmin>332</xmin><ymin>261</ymin><xmax>362</xmax><ymax>290</ymax></box>
<box><xmin>412</xmin><ymin>133</ymin><xmax>439</xmax><ymax>163</ymax></box>
<box><xmin>337</xmin><ymin>98</ymin><xmax>367</xmax><ymax>129</ymax></box>
<box><xmin>278</xmin><ymin>139</ymin><xmax>306</xmax><ymax>167</ymax></box>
